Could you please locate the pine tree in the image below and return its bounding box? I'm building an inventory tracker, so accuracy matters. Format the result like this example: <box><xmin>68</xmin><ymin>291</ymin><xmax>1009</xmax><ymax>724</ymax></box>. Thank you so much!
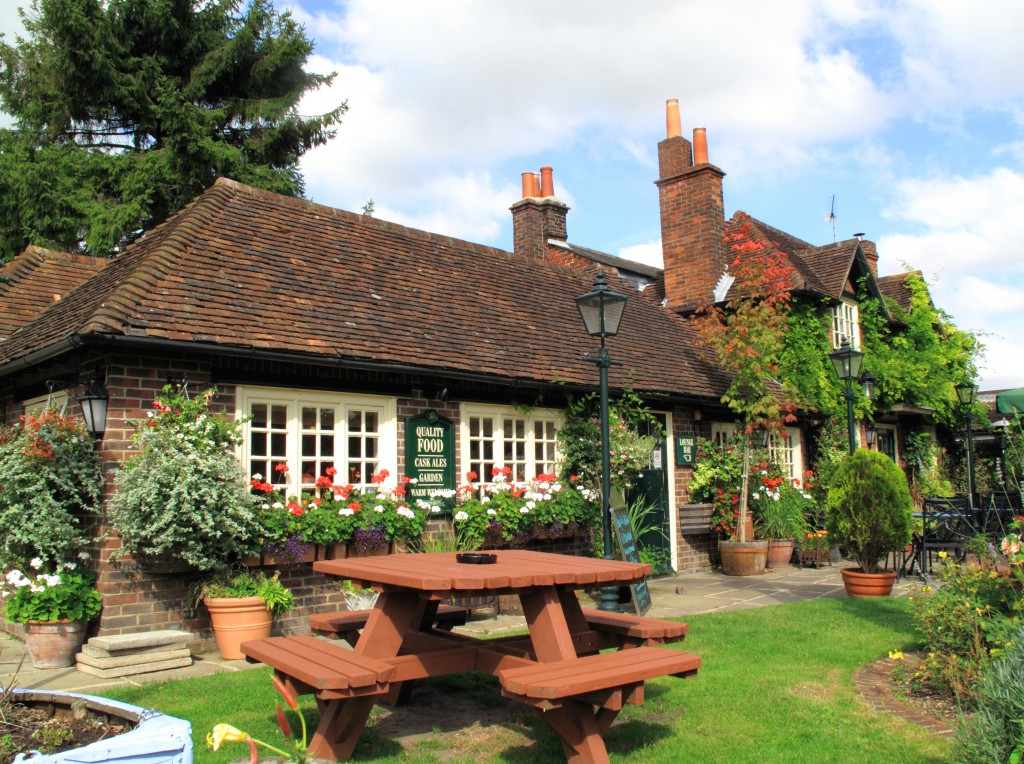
<box><xmin>0</xmin><ymin>0</ymin><xmax>345</xmax><ymax>261</ymax></box>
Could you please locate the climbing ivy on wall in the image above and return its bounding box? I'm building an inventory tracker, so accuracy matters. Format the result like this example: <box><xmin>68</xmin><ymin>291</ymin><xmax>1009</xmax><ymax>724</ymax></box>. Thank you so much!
<box><xmin>857</xmin><ymin>272</ymin><xmax>980</xmax><ymax>428</ymax></box>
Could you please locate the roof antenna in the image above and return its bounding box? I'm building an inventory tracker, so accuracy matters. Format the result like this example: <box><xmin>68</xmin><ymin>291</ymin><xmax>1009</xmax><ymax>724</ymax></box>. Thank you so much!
<box><xmin>825</xmin><ymin>195</ymin><xmax>837</xmax><ymax>243</ymax></box>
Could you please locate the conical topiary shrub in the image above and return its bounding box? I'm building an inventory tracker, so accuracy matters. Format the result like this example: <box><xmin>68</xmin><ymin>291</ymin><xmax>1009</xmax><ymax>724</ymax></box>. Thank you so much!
<box><xmin>825</xmin><ymin>449</ymin><xmax>913</xmax><ymax>574</ymax></box>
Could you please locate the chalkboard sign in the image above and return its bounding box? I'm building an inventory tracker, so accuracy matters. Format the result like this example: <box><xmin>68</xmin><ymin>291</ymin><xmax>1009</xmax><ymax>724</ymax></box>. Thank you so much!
<box><xmin>609</xmin><ymin>506</ymin><xmax>653</xmax><ymax>615</ymax></box>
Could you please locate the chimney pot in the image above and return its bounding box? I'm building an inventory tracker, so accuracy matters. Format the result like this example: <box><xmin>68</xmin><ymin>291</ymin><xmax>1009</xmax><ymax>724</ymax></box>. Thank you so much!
<box><xmin>521</xmin><ymin>173</ymin><xmax>532</xmax><ymax>199</ymax></box>
<box><xmin>539</xmin><ymin>166</ymin><xmax>555</xmax><ymax>197</ymax></box>
<box><xmin>666</xmin><ymin>99</ymin><xmax>682</xmax><ymax>139</ymax></box>
<box><xmin>693</xmin><ymin>128</ymin><xmax>709</xmax><ymax>164</ymax></box>
<box><xmin>531</xmin><ymin>173</ymin><xmax>540</xmax><ymax>197</ymax></box>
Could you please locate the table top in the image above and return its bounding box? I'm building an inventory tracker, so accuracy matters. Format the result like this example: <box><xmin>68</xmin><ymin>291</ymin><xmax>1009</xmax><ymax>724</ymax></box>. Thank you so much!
<box><xmin>314</xmin><ymin>550</ymin><xmax>650</xmax><ymax>593</ymax></box>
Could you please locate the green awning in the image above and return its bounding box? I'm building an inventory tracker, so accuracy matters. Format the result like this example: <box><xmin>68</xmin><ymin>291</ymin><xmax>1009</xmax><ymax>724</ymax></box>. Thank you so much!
<box><xmin>997</xmin><ymin>387</ymin><xmax>1024</xmax><ymax>414</ymax></box>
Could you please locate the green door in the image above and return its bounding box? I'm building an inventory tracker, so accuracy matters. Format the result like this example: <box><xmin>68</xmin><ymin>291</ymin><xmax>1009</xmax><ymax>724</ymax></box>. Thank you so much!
<box><xmin>626</xmin><ymin>414</ymin><xmax>673</xmax><ymax>575</ymax></box>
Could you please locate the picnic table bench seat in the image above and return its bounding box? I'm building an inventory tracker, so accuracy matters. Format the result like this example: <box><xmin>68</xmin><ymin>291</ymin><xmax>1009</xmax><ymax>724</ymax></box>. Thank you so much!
<box><xmin>498</xmin><ymin>646</ymin><xmax>700</xmax><ymax>708</ymax></box>
<box><xmin>580</xmin><ymin>608</ymin><xmax>689</xmax><ymax>647</ymax></box>
<box><xmin>310</xmin><ymin>604</ymin><xmax>470</xmax><ymax>645</ymax></box>
<box><xmin>241</xmin><ymin>636</ymin><xmax>394</xmax><ymax>700</ymax></box>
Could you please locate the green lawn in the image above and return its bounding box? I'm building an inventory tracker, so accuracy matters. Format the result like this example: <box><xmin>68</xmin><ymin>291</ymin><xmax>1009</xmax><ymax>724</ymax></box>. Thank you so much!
<box><xmin>103</xmin><ymin>597</ymin><xmax>953</xmax><ymax>763</ymax></box>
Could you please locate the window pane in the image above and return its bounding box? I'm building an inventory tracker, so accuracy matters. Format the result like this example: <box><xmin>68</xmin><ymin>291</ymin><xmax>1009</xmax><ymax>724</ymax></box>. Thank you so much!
<box><xmin>320</xmin><ymin>408</ymin><xmax>335</xmax><ymax>430</ymax></box>
<box><xmin>270</xmin><ymin>405</ymin><xmax>287</xmax><ymax>429</ymax></box>
<box><xmin>302</xmin><ymin>407</ymin><xmax>316</xmax><ymax>429</ymax></box>
<box><xmin>250</xmin><ymin>404</ymin><xmax>267</xmax><ymax>429</ymax></box>
<box><xmin>349</xmin><ymin>410</ymin><xmax>362</xmax><ymax>432</ymax></box>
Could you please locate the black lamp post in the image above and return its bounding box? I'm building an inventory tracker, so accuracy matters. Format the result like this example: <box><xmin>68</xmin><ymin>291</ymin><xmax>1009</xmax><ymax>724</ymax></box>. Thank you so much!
<box><xmin>78</xmin><ymin>375</ymin><xmax>109</xmax><ymax>440</ymax></box>
<box><xmin>954</xmin><ymin>381</ymin><xmax>978</xmax><ymax>509</ymax></box>
<box><xmin>575</xmin><ymin>269</ymin><xmax>628</xmax><ymax>613</ymax></box>
<box><xmin>828</xmin><ymin>339</ymin><xmax>868</xmax><ymax>455</ymax></box>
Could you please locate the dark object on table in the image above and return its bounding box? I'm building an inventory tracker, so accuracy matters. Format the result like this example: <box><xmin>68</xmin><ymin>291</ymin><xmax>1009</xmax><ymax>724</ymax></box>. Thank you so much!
<box><xmin>456</xmin><ymin>553</ymin><xmax>497</xmax><ymax>565</ymax></box>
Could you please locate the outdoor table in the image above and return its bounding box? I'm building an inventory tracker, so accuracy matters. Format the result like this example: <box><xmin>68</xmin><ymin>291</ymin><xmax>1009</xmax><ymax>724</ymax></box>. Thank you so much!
<box><xmin>251</xmin><ymin>550</ymin><xmax>697</xmax><ymax>763</ymax></box>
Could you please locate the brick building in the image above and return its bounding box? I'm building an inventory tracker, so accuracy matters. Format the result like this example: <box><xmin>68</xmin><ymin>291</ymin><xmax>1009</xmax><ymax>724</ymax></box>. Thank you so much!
<box><xmin>0</xmin><ymin>100</ymin><xmax>920</xmax><ymax>643</ymax></box>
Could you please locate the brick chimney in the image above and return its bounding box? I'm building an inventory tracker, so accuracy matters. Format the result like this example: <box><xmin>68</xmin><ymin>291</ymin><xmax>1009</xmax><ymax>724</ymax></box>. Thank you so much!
<box><xmin>857</xmin><ymin>237</ymin><xmax>879</xmax><ymax>277</ymax></box>
<box><xmin>656</xmin><ymin>100</ymin><xmax>727</xmax><ymax>312</ymax></box>
<box><xmin>511</xmin><ymin>166</ymin><xmax>569</xmax><ymax>261</ymax></box>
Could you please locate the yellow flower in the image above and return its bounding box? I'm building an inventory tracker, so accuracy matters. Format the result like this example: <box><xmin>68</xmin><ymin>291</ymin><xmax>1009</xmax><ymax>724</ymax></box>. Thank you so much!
<box><xmin>990</xmin><ymin>571</ymin><xmax>999</xmax><ymax>579</ymax></box>
<box><xmin>207</xmin><ymin>724</ymin><xmax>248</xmax><ymax>751</ymax></box>
<box><xmin>929</xmin><ymin>652</ymin><xmax>936</xmax><ymax>659</ymax></box>
<box><xmin>938</xmin><ymin>551</ymin><xmax>948</xmax><ymax>559</ymax></box>
<box><xmin>888</xmin><ymin>650</ymin><xmax>904</xmax><ymax>661</ymax></box>
<box><xmin>921</xmin><ymin>585</ymin><xmax>932</xmax><ymax>592</ymax></box>
<box><xmin>976</xmin><ymin>607</ymin><xmax>985</xmax><ymax>615</ymax></box>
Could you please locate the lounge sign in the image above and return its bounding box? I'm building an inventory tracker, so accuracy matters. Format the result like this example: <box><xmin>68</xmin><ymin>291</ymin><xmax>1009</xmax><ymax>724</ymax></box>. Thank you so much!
<box><xmin>675</xmin><ymin>435</ymin><xmax>696</xmax><ymax>466</ymax></box>
<box><xmin>404</xmin><ymin>410</ymin><xmax>455</xmax><ymax>508</ymax></box>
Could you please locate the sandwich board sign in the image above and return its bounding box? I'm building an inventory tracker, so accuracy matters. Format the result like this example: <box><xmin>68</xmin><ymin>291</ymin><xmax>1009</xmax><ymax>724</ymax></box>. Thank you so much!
<box><xmin>609</xmin><ymin>505</ymin><xmax>653</xmax><ymax>615</ymax></box>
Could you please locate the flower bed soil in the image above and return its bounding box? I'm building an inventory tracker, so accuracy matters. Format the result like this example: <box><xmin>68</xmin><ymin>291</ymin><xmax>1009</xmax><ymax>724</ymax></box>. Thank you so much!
<box><xmin>0</xmin><ymin>698</ymin><xmax>132</xmax><ymax>763</ymax></box>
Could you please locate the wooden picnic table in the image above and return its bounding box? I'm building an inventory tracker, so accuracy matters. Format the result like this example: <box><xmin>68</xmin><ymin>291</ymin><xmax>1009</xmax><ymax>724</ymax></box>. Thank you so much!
<box><xmin>242</xmin><ymin>550</ymin><xmax>700</xmax><ymax>764</ymax></box>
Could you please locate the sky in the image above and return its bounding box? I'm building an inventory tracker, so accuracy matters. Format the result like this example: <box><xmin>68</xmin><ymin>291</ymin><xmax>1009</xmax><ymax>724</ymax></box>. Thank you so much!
<box><xmin>2</xmin><ymin>0</ymin><xmax>1023</xmax><ymax>391</ymax></box>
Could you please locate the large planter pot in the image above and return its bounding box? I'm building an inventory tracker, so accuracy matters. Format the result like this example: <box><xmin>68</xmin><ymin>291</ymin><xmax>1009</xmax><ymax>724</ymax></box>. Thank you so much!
<box><xmin>23</xmin><ymin>620</ymin><xmax>88</xmax><ymax>669</ymax></box>
<box><xmin>203</xmin><ymin>596</ymin><xmax>272</xmax><ymax>660</ymax></box>
<box><xmin>719</xmin><ymin>540</ymin><xmax>769</xmax><ymax>576</ymax></box>
<box><xmin>766</xmin><ymin>539</ymin><xmax>796</xmax><ymax>569</ymax></box>
<box><xmin>840</xmin><ymin>567</ymin><xmax>898</xmax><ymax>598</ymax></box>
<box><xmin>4</xmin><ymin>689</ymin><xmax>193</xmax><ymax>764</ymax></box>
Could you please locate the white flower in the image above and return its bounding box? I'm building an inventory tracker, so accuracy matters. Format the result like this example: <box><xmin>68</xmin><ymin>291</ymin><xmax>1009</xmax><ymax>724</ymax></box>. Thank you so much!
<box><xmin>339</xmin><ymin>507</ymin><xmax>355</xmax><ymax>516</ymax></box>
<box><xmin>62</xmin><ymin>562</ymin><xmax>77</xmax><ymax>571</ymax></box>
<box><xmin>519</xmin><ymin>506</ymin><xmax>530</xmax><ymax>514</ymax></box>
<box><xmin>77</xmin><ymin>551</ymin><xmax>90</xmax><ymax>560</ymax></box>
<box><xmin>397</xmin><ymin>506</ymin><xmax>414</xmax><ymax>519</ymax></box>
<box><xmin>252</xmin><ymin>472</ymin><xmax>263</xmax><ymax>481</ymax></box>
<box><xmin>525</xmin><ymin>500</ymin><xmax>536</xmax><ymax>510</ymax></box>
<box><xmin>408</xmin><ymin>478</ymin><xmax>418</xmax><ymax>484</ymax></box>
<box><xmin>44</xmin><ymin>574</ymin><xmax>62</xmax><ymax>587</ymax></box>
<box><xmin>374</xmin><ymin>504</ymin><xmax>385</xmax><ymax>513</ymax></box>
<box><xmin>431</xmin><ymin>506</ymin><xmax>441</xmax><ymax>513</ymax></box>
<box><xmin>261</xmin><ymin>503</ymin><xmax>270</xmax><ymax>510</ymax></box>
<box><xmin>272</xmin><ymin>502</ymin><xmax>284</xmax><ymax>509</ymax></box>
<box><xmin>481</xmin><ymin>496</ymin><xmax>491</xmax><ymax>504</ymax></box>
<box><xmin>455</xmin><ymin>511</ymin><xmax>469</xmax><ymax>521</ymax></box>
<box><xmin>29</xmin><ymin>584</ymin><xmax>44</xmax><ymax>593</ymax></box>
<box><xmin>487</xmin><ymin>508</ymin><xmax>497</xmax><ymax>516</ymax></box>
<box><xmin>29</xmin><ymin>557</ymin><xmax>43</xmax><ymax>570</ymax></box>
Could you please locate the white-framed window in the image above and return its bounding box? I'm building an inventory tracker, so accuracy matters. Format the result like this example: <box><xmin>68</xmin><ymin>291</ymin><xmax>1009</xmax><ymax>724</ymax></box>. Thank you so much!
<box><xmin>460</xmin><ymin>405</ymin><xmax>562</xmax><ymax>485</ymax></box>
<box><xmin>832</xmin><ymin>297</ymin><xmax>860</xmax><ymax>349</ymax></box>
<box><xmin>711</xmin><ymin>422</ymin><xmax>805</xmax><ymax>484</ymax></box>
<box><xmin>876</xmin><ymin>426</ymin><xmax>898</xmax><ymax>463</ymax></box>
<box><xmin>22</xmin><ymin>391</ymin><xmax>69</xmax><ymax>415</ymax></box>
<box><xmin>769</xmin><ymin>427</ymin><xmax>805</xmax><ymax>484</ymax></box>
<box><xmin>710</xmin><ymin>422</ymin><xmax>737</xmax><ymax>448</ymax></box>
<box><xmin>238</xmin><ymin>387</ymin><xmax>397</xmax><ymax>495</ymax></box>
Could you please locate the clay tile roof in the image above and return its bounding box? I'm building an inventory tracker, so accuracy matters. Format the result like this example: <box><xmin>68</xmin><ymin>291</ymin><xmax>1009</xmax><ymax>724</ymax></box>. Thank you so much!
<box><xmin>877</xmin><ymin>271</ymin><xmax>919</xmax><ymax>312</ymax></box>
<box><xmin>0</xmin><ymin>179</ymin><xmax>731</xmax><ymax>400</ymax></box>
<box><xmin>793</xmin><ymin>240</ymin><xmax>861</xmax><ymax>299</ymax></box>
<box><xmin>0</xmin><ymin>247</ymin><xmax>108</xmax><ymax>341</ymax></box>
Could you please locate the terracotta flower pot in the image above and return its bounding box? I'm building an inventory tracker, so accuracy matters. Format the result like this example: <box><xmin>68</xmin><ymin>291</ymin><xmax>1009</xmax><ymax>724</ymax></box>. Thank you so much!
<box><xmin>840</xmin><ymin>567</ymin><xmax>897</xmax><ymax>598</ymax></box>
<box><xmin>766</xmin><ymin>539</ymin><xmax>796</xmax><ymax>569</ymax></box>
<box><xmin>204</xmin><ymin>596</ymin><xmax>272</xmax><ymax>660</ymax></box>
<box><xmin>719</xmin><ymin>540</ymin><xmax>769</xmax><ymax>576</ymax></box>
<box><xmin>23</xmin><ymin>620</ymin><xmax>88</xmax><ymax>668</ymax></box>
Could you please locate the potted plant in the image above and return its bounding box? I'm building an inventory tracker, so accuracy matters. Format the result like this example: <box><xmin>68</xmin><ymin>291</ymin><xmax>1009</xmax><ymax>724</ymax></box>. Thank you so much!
<box><xmin>190</xmin><ymin>570</ymin><xmax>294</xmax><ymax>659</ymax></box>
<box><xmin>825</xmin><ymin>448</ymin><xmax>913</xmax><ymax>597</ymax></box>
<box><xmin>2</xmin><ymin>556</ymin><xmax>103</xmax><ymax>668</ymax></box>
<box><xmin>109</xmin><ymin>386</ymin><xmax>263</xmax><ymax>571</ymax></box>
<box><xmin>0</xmin><ymin>408</ymin><xmax>102</xmax><ymax>570</ymax></box>
<box><xmin>753</xmin><ymin>475</ymin><xmax>812</xmax><ymax>569</ymax></box>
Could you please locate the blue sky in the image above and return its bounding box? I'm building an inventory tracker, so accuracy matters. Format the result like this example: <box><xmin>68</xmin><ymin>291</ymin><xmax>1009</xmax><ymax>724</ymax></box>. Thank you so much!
<box><xmin>3</xmin><ymin>1</ymin><xmax>1023</xmax><ymax>390</ymax></box>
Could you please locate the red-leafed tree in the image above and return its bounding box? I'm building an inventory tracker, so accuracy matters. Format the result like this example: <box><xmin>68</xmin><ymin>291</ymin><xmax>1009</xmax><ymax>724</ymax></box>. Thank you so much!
<box><xmin>693</xmin><ymin>218</ymin><xmax>797</xmax><ymax>542</ymax></box>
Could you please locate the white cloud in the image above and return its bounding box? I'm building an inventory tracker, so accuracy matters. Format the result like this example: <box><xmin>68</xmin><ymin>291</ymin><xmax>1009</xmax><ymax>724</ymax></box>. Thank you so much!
<box><xmin>879</xmin><ymin>167</ymin><xmax>1024</xmax><ymax>389</ymax></box>
<box><xmin>618</xmin><ymin>241</ymin><xmax>663</xmax><ymax>270</ymax></box>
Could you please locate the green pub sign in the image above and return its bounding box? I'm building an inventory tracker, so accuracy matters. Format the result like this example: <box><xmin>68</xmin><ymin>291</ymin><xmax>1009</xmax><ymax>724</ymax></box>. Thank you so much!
<box><xmin>404</xmin><ymin>410</ymin><xmax>455</xmax><ymax>508</ymax></box>
<box><xmin>675</xmin><ymin>435</ymin><xmax>697</xmax><ymax>466</ymax></box>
